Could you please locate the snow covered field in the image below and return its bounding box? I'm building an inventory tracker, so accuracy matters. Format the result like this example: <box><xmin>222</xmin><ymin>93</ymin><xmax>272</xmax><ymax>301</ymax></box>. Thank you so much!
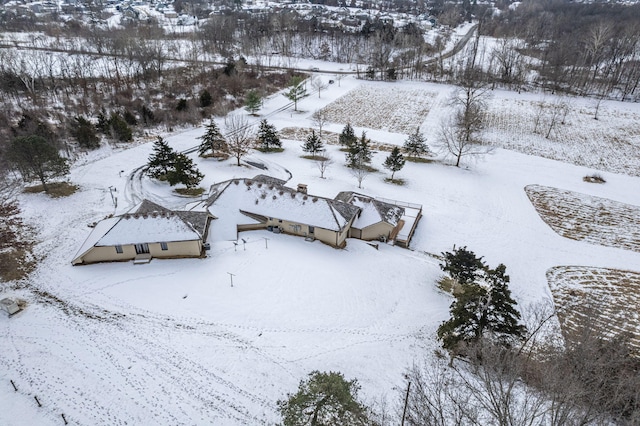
<box><xmin>1</xmin><ymin>76</ymin><xmax>640</xmax><ymax>425</ymax></box>
<box><xmin>547</xmin><ymin>266</ymin><xmax>640</xmax><ymax>350</ymax></box>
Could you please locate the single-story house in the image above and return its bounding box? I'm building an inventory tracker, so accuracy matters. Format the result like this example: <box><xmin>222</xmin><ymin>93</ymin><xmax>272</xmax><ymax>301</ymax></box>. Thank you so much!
<box><xmin>72</xmin><ymin>200</ymin><xmax>213</xmax><ymax>265</ymax></box>
<box><xmin>335</xmin><ymin>192</ymin><xmax>422</xmax><ymax>248</ymax></box>
<box><xmin>206</xmin><ymin>176</ymin><xmax>360</xmax><ymax>248</ymax></box>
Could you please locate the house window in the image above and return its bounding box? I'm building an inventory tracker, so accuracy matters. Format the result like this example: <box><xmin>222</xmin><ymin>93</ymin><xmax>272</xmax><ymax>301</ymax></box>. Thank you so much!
<box><xmin>115</xmin><ymin>245</ymin><xmax>123</xmax><ymax>254</ymax></box>
<box><xmin>160</xmin><ymin>242</ymin><xmax>168</xmax><ymax>251</ymax></box>
<box><xmin>309</xmin><ymin>226</ymin><xmax>315</xmax><ymax>234</ymax></box>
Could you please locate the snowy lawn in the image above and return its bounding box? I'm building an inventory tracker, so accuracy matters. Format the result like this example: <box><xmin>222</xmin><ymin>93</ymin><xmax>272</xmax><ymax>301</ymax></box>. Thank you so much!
<box><xmin>2</xmin><ymin>76</ymin><xmax>640</xmax><ymax>425</ymax></box>
<box><xmin>526</xmin><ymin>184</ymin><xmax>640</xmax><ymax>253</ymax></box>
<box><xmin>547</xmin><ymin>266</ymin><xmax>640</xmax><ymax>350</ymax></box>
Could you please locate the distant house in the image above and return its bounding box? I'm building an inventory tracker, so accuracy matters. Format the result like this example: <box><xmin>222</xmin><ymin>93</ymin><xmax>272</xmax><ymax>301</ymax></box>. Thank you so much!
<box><xmin>206</xmin><ymin>176</ymin><xmax>360</xmax><ymax>248</ymax></box>
<box><xmin>72</xmin><ymin>200</ymin><xmax>213</xmax><ymax>265</ymax></box>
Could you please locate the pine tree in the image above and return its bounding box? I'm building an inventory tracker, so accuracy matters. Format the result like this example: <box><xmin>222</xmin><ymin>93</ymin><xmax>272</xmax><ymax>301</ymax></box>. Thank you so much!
<box><xmin>108</xmin><ymin>112</ymin><xmax>133</xmax><ymax>142</ymax></box>
<box><xmin>484</xmin><ymin>264</ymin><xmax>527</xmax><ymax>344</ymax></box>
<box><xmin>403</xmin><ymin>127</ymin><xmax>431</xmax><ymax>159</ymax></box>
<box><xmin>284</xmin><ymin>76</ymin><xmax>307</xmax><ymax>111</ymax></box>
<box><xmin>198</xmin><ymin>120</ymin><xmax>228</xmax><ymax>157</ymax></box>
<box><xmin>437</xmin><ymin>282</ymin><xmax>489</xmax><ymax>351</ymax></box>
<box><xmin>383</xmin><ymin>146</ymin><xmax>405</xmax><ymax>179</ymax></box>
<box><xmin>199</xmin><ymin>89</ymin><xmax>212</xmax><ymax>108</ymax></box>
<box><xmin>346</xmin><ymin>131</ymin><xmax>372</xmax><ymax>168</ymax></box>
<box><xmin>440</xmin><ymin>246</ymin><xmax>486</xmax><ymax>286</ymax></box>
<box><xmin>165</xmin><ymin>153</ymin><xmax>204</xmax><ymax>188</ymax></box>
<box><xmin>147</xmin><ymin>136</ymin><xmax>177</xmax><ymax>179</ymax></box>
<box><xmin>339</xmin><ymin>123</ymin><xmax>357</xmax><ymax>148</ymax></box>
<box><xmin>69</xmin><ymin>116</ymin><xmax>100</xmax><ymax>149</ymax></box>
<box><xmin>245</xmin><ymin>90</ymin><xmax>261</xmax><ymax>115</ymax></box>
<box><xmin>256</xmin><ymin>119</ymin><xmax>281</xmax><ymax>151</ymax></box>
<box><xmin>437</xmin><ymin>249</ymin><xmax>527</xmax><ymax>354</ymax></box>
<box><xmin>302</xmin><ymin>130</ymin><xmax>324</xmax><ymax>158</ymax></box>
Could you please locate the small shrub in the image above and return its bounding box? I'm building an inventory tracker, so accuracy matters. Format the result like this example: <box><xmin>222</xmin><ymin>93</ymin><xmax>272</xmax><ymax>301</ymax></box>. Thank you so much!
<box><xmin>175</xmin><ymin>187</ymin><xmax>204</xmax><ymax>197</ymax></box>
<box><xmin>384</xmin><ymin>177</ymin><xmax>406</xmax><ymax>186</ymax></box>
<box><xmin>24</xmin><ymin>182</ymin><xmax>79</xmax><ymax>198</ymax></box>
<box><xmin>583</xmin><ymin>173</ymin><xmax>606</xmax><ymax>184</ymax></box>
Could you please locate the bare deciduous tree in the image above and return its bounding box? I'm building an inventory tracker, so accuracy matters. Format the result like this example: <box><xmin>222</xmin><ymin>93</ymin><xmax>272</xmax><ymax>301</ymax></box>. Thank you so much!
<box><xmin>314</xmin><ymin>150</ymin><xmax>333</xmax><ymax>179</ymax></box>
<box><xmin>224</xmin><ymin>114</ymin><xmax>255</xmax><ymax>166</ymax></box>
<box><xmin>311</xmin><ymin>109</ymin><xmax>329</xmax><ymax>139</ymax></box>
<box><xmin>310</xmin><ymin>76</ymin><xmax>329</xmax><ymax>98</ymax></box>
<box><xmin>438</xmin><ymin>118</ymin><xmax>493</xmax><ymax>167</ymax></box>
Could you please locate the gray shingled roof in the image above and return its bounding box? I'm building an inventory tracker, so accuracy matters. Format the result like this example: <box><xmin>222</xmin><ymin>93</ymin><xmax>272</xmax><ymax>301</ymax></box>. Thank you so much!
<box><xmin>132</xmin><ymin>199</ymin><xmax>211</xmax><ymax>238</ymax></box>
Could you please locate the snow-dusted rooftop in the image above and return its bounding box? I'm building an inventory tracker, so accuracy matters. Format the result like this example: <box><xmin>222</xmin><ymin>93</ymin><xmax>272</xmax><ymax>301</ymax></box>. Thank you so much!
<box><xmin>72</xmin><ymin>200</ymin><xmax>211</xmax><ymax>261</ymax></box>
<box><xmin>97</xmin><ymin>214</ymin><xmax>201</xmax><ymax>246</ymax></box>
<box><xmin>335</xmin><ymin>192</ymin><xmax>404</xmax><ymax>229</ymax></box>
<box><xmin>207</xmin><ymin>178</ymin><xmax>359</xmax><ymax>232</ymax></box>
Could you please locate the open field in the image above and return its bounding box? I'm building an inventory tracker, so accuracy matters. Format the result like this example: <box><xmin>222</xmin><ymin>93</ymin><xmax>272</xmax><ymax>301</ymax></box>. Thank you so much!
<box><xmin>525</xmin><ymin>184</ymin><xmax>640</xmax><ymax>253</ymax></box>
<box><xmin>547</xmin><ymin>266</ymin><xmax>640</xmax><ymax>350</ymax></box>
<box><xmin>319</xmin><ymin>85</ymin><xmax>438</xmax><ymax>134</ymax></box>
<box><xmin>484</xmin><ymin>98</ymin><xmax>640</xmax><ymax>177</ymax></box>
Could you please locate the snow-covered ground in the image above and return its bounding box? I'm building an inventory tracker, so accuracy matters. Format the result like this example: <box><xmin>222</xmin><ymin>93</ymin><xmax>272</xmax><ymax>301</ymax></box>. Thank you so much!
<box><xmin>1</xmin><ymin>75</ymin><xmax>640</xmax><ymax>425</ymax></box>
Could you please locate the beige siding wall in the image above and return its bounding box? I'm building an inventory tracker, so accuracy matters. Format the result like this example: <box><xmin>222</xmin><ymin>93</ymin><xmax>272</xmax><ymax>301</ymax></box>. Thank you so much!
<box><xmin>76</xmin><ymin>240</ymin><xmax>202</xmax><ymax>265</ymax></box>
<box><xmin>264</xmin><ymin>217</ymin><xmax>344</xmax><ymax>247</ymax></box>
<box><xmin>360</xmin><ymin>222</ymin><xmax>394</xmax><ymax>241</ymax></box>
<box><xmin>314</xmin><ymin>227</ymin><xmax>340</xmax><ymax>247</ymax></box>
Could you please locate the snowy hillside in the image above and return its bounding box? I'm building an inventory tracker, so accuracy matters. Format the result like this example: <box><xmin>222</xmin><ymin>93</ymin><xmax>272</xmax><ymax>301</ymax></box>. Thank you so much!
<box><xmin>1</xmin><ymin>76</ymin><xmax>639</xmax><ymax>425</ymax></box>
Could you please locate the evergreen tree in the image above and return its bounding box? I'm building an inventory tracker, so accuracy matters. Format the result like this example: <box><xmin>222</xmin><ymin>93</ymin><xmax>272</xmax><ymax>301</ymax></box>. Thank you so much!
<box><xmin>199</xmin><ymin>89</ymin><xmax>212</xmax><ymax>108</ymax></box>
<box><xmin>69</xmin><ymin>116</ymin><xmax>100</xmax><ymax>149</ymax></box>
<box><xmin>440</xmin><ymin>246</ymin><xmax>486</xmax><ymax>286</ymax></box>
<box><xmin>437</xmin><ymin>282</ymin><xmax>489</xmax><ymax>351</ymax></box>
<box><xmin>256</xmin><ymin>119</ymin><xmax>281</xmax><ymax>151</ymax></box>
<box><xmin>244</xmin><ymin>90</ymin><xmax>261</xmax><ymax>115</ymax></box>
<box><xmin>165</xmin><ymin>153</ymin><xmax>204</xmax><ymax>188</ymax></box>
<box><xmin>123</xmin><ymin>110</ymin><xmax>138</xmax><ymax>126</ymax></box>
<box><xmin>339</xmin><ymin>123</ymin><xmax>357</xmax><ymax>148</ymax></box>
<box><xmin>437</xmin><ymin>248</ymin><xmax>527</xmax><ymax>353</ymax></box>
<box><xmin>176</xmin><ymin>98</ymin><xmax>188</xmax><ymax>111</ymax></box>
<box><xmin>484</xmin><ymin>264</ymin><xmax>527</xmax><ymax>344</ymax></box>
<box><xmin>278</xmin><ymin>371</ymin><xmax>371</xmax><ymax>426</ymax></box>
<box><xmin>198</xmin><ymin>120</ymin><xmax>228</xmax><ymax>157</ymax></box>
<box><xmin>302</xmin><ymin>130</ymin><xmax>324</xmax><ymax>158</ymax></box>
<box><xmin>7</xmin><ymin>135</ymin><xmax>69</xmax><ymax>193</ymax></box>
<box><xmin>284</xmin><ymin>76</ymin><xmax>307</xmax><ymax>111</ymax></box>
<box><xmin>403</xmin><ymin>127</ymin><xmax>431</xmax><ymax>159</ymax></box>
<box><xmin>108</xmin><ymin>112</ymin><xmax>133</xmax><ymax>142</ymax></box>
<box><xmin>346</xmin><ymin>131</ymin><xmax>372</xmax><ymax>168</ymax></box>
<box><xmin>383</xmin><ymin>146</ymin><xmax>405</xmax><ymax>179</ymax></box>
<box><xmin>147</xmin><ymin>136</ymin><xmax>177</xmax><ymax>179</ymax></box>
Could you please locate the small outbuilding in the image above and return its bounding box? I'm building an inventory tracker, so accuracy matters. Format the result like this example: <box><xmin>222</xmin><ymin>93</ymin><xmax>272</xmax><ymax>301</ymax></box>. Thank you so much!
<box><xmin>0</xmin><ymin>298</ymin><xmax>21</xmax><ymax>316</ymax></box>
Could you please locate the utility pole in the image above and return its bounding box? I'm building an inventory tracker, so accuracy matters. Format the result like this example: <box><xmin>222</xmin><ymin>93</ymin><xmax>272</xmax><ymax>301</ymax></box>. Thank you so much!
<box><xmin>401</xmin><ymin>379</ymin><xmax>411</xmax><ymax>426</ymax></box>
<box><xmin>263</xmin><ymin>237</ymin><xmax>269</xmax><ymax>249</ymax></box>
<box><xmin>227</xmin><ymin>272</ymin><xmax>235</xmax><ymax>287</ymax></box>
